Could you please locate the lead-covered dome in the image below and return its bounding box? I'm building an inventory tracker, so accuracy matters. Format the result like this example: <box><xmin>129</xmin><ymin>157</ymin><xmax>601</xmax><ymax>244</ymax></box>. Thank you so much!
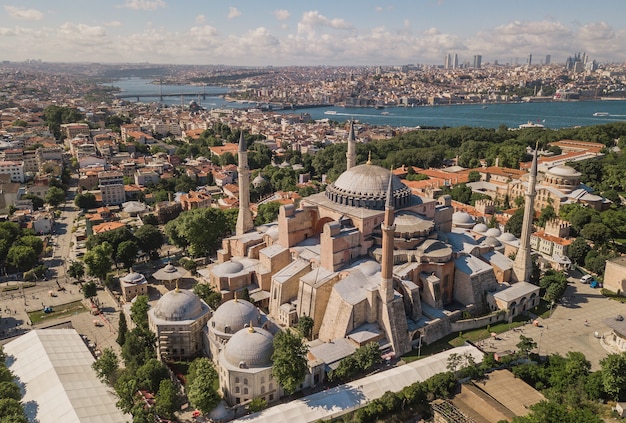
<box><xmin>211</xmin><ymin>299</ymin><xmax>261</xmax><ymax>334</ymax></box>
<box><xmin>325</xmin><ymin>163</ymin><xmax>412</xmax><ymax>210</ymax></box>
<box><xmin>224</xmin><ymin>326</ymin><xmax>274</xmax><ymax>368</ymax></box>
<box><xmin>152</xmin><ymin>289</ymin><xmax>205</xmax><ymax>321</ymax></box>
<box><xmin>547</xmin><ymin>165</ymin><xmax>581</xmax><ymax>178</ymax></box>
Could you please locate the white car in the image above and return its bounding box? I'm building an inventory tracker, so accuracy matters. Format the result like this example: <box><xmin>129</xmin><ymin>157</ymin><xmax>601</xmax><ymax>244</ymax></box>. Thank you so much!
<box><xmin>580</xmin><ymin>275</ymin><xmax>593</xmax><ymax>284</ymax></box>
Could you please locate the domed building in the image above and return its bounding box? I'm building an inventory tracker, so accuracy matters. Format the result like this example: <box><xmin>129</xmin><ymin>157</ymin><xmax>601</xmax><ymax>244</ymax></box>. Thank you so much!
<box><xmin>120</xmin><ymin>269</ymin><xmax>147</xmax><ymax>302</ymax></box>
<box><xmin>203</xmin><ymin>298</ymin><xmax>270</xmax><ymax>359</ymax></box>
<box><xmin>216</xmin><ymin>325</ymin><xmax>278</xmax><ymax>406</ymax></box>
<box><xmin>148</xmin><ymin>288</ymin><xmax>211</xmax><ymax>360</ymax></box>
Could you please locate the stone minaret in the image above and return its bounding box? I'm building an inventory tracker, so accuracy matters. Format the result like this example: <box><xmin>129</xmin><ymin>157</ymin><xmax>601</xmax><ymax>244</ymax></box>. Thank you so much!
<box><xmin>380</xmin><ymin>173</ymin><xmax>396</xmax><ymax>302</ymax></box>
<box><xmin>346</xmin><ymin>120</ymin><xmax>356</xmax><ymax>170</ymax></box>
<box><xmin>236</xmin><ymin>131</ymin><xmax>254</xmax><ymax>236</ymax></box>
<box><xmin>512</xmin><ymin>146</ymin><xmax>538</xmax><ymax>282</ymax></box>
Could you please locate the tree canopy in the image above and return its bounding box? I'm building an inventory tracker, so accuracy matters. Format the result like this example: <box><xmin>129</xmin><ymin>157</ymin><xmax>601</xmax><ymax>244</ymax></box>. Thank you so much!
<box><xmin>271</xmin><ymin>330</ymin><xmax>308</xmax><ymax>394</ymax></box>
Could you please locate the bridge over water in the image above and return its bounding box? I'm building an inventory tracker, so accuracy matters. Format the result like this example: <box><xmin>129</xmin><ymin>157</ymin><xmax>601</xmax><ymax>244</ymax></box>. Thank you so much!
<box><xmin>114</xmin><ymin>92</ymin><xmax>229</xmax><ymax>100</ymax></box>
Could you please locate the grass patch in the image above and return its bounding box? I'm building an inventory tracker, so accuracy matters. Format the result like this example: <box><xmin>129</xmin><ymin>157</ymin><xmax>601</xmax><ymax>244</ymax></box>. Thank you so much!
<box><xmin>602</xmin><ymin>288</ymin><xmax>626</xmax><ymax>303</ymax></box>
<box><xmin>28</xmin><ymin>300</ymin><xmax>86</xmax><ymax>324</ymax></box>
<box><xmin>1</xmin><ymin>282</ymin><xmax>36</xmax><ymax>292</ymax></box>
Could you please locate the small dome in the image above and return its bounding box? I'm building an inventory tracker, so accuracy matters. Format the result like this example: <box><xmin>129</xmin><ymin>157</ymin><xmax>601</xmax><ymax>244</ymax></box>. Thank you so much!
<box><xmin>163</xmin><ymin>264</ymin><xmax>177</xmax><ymax>273</ymax></box>
<box><xmin>359</xmin><ymin>261</ymin><xmax>381</xmax><ymax>277</ymax></box>
<box><xmin>211</xmin><ymin>299</ymin><xmax>260</xmax><ymax>334</ymax></box>
<box><xmin>485</xmin><ymin>227</ymin><xmax>501</xmax><ymax>237</ymax></box>
<box><xmin>483</xmin><ymin>236</ymin><xmax>501</xmax><ymax>247</ymax></box>
<box><xmin>252</xmin><ymin>173</ymin><xmax>267</xmax><ymax>187</ymax></box>
<box><xmin>473</xmin><ymin>223</ymin><xmax>488</xmax><ymax>233</ymax></box>
<box><xmin>547</xmin><ymin>165</ymin><xmax>581</xmax><ymax>177</ymax></box>
<box><xmin>213</xmin><ymin>261</ymin><xmax>244</xmax><ymax>275</ymax></box>
<box><xmin>224</xmin><ymin>326</ymin><xmax>274</xmax><ymax>368</ymax></box>
<box><xmin>452</xmin><ymin>211</ymin><xmax>475</xmax><ymax>225</ymax></box>
<box><xmin>152</xmin><ymin>289</ymin><xmax>205</xmax><ymax>321</ymax></box>
<box><xmin>122</xmin><ymin>271</ymin><xmax>145</xmax><ymax>284</ymax></box>
<box><xmin>499</xmin><ymin>232</ymin><xmax>517</xmax><ymax>242</ymax></box>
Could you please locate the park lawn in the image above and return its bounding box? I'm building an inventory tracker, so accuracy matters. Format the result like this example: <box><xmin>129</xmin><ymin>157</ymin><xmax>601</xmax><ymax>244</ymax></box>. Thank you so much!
<box><xmin>1</xmin><ymin>282</ymin><xmax>36</xmax><ymax>292</ymax></box>
<box><xmin>28</xmin><ymin>300</ymin><xmax>87</xmax><ymax>324</ymax></box>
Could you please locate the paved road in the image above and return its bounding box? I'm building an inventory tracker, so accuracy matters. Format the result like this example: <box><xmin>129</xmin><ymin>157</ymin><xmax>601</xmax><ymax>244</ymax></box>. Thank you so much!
<box><xmin>481</xmin><ymin>275</ymin><xmax>626</xmax><ymax>370</ymax></box>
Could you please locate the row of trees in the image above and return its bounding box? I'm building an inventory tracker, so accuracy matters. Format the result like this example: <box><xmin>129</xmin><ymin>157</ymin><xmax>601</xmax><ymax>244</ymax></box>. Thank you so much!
<box><xmin>0</xmin><ymin>221</ymin><xmax>44</xmax><ymax>273</ymax></box>
<box><xmin>0</xmin><ymin>346</ymin><xmax>28</xmax><ymax>423</ymax></box>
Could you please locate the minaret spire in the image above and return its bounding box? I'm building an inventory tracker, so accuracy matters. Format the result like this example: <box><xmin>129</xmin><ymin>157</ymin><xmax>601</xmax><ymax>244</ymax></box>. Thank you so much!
<box><xmin>236</xmin><ymin>131</ymin><xmax>254</xmax><ymax>236</ymax></box>
<box><xmin>380</xmin><ymin>169</ymin><xmax>396</xmax><ymax>302</ymax></box>
<box><xmin>512</xmin><ymin>144</ymin><xmax>538</xmax><ymax>282</ymax></box>
<box><xmin>346</xmin><ymin>120</ymin><xmax>356</xmax><ymax>170</ymax></box>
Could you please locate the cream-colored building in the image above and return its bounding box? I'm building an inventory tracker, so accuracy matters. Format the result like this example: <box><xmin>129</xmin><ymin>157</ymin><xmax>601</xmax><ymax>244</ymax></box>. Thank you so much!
<box><xmin>120</xmin><ymin>270</ymin><xmax>148</xmax><ymax>302</ymax></box>
<box><xmin>148</xmin><ymin>288</ymin><xmax>211</xmax><ymax>360</ymax></box>
<box><xmin>604</xmin><ymin>256</ymin><xmax>626</xmax><ymax>295</ymax></box>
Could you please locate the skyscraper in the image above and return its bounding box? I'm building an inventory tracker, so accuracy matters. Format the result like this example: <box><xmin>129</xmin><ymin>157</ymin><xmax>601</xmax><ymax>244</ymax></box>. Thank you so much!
<box><xmin>473</xmin><ymin>55</ymin><xmax>482</xmax><ymax>69</ymax></box>
<box><xmin>545</xmin><ymin>54</ymin><xmax>551</xmax><ymax>65</ymax></box>
<box><xmin>453</xmin><ymin>53</ymin><xmax>459</xmax><ymax>69</ymax></box>
<box><xmin>527</xmin><ymin>53</ymin><xmax>532</xmax><ymax>66</ymax></box>
<box><xmin>444</xmin><ymin>54</ymin><xmax>451</xmax><ymax>69</ymax></box>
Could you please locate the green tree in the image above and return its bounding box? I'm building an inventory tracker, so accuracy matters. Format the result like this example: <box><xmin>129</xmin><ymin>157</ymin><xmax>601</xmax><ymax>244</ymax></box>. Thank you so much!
<box><xmin>567</xmin><ymin>237</ymin><xmax>590</xmax><ymax>266</ymax></box>
<box><xmin>600</xmin><ymin>353</ymin><xmax>626</xmax><ymax>400</ymax></box>
<box><xmin>74</xmin><ymin>192</ymin><xmax>97</xmax><ymax>209</ymax></box>
<box><xmin>92</xmin><ymin>347</ymin><xmax>119</xmax><ymax>384</ymax></box>
<box><xmin>193</xmin><ymin>283</ymin><xmax>222</xmax><ymax>310</ymax></box>
<box><xmin>116</xmin><ymin>240</ymin><xmax>139</xmax><ymax>270</ymax></box>
<box><xmin>272</xmin><ymin>330</ymin><xmax>308</xmax><ymax>394</ymax></box>
<box><xmin>84</xmin><ymin>241</ymin><xmax>114</xmax><ymax>282</ymax></box>
<box><xmin>467</xmin><ymin>170</ymin><xmax>481</xmax><ymax>182</ymax></box>
<box><xmin>18</xmin><ymin>235</ymin><xmax>43</xmax><ymax>256</ymax></box>
<box><xmin>0</xmin><ymin>381</ymin><xmax>21</xmax><ymax>401</ymax></box>
<box><xmin>45</xmin><ymin>186</ymin><xmax>65</xmax><ymax>207</ymax></box>
<box><xmin>516</xmin><ymin>335</ymin><xmax>537</xmax><ymax>358</ymax></box>
<box><xmin>247</xmin><ymin>397</ymin><xmax>267</xmax><ymax>413</ymax></box>
<box><xmin>155</xmin><ymin>379</ymin><xmax>178</xmax><ymax>419</ymax></box>
<box><xmin>297</xmin><ymin>316</ymin><xmax>314</xmax><ymax>340</ymax></box>
<box><xmin>141</xmin><ymin>214</ymin><xmax>159</xmax><ymax>226</ymax></box>
<box><xmin>255</xmin><ymin>201</ymin><xmax>281</xmax><ymax>225</ymax></box>
<box><xmin>505</xmin><ymin>207</ymin><xmax>526</xmax><ymax>238</ymax></box>
<box><xmin>165</xmin><ymin>208</ymin><xmax>232</xmax><ymax>257</ymax></box>
<box><xmin>7</xmin><ymin>245</ymin><xmax>37</xmax><ymax>272</ymax></box>
<box><xmin>21</xmin><ymin>194</ymin><xmax>45</xmax><ymax>210</ymax></box>
<box><xmin>130</xmin><ymin>295</ymin><xmax>150</xmax><ymax>330</ymax></box>
<box><xmin>114</xmin><ymin>370</ymin><xmax>139</xmax><ymax>413</ymax></box>
<box><xmin>0</xmin><ymin>398</ymin><xmax>28</xmax><ymax>423</ymax></box>
<box><xmin>134</xmin><ymin>225</ymin><xmax>164</xmax><ymax>259</ymax></box>
<box><xmin>136</xmin><ymin>359</ymin><xmax>169</xmax><ymax>393</ymax></box>
<box><xmin>68</xmin><ymin>261</ymin><xmax>85</xmax><ymax>281</ymax></box>
<box><xmin>83</xmin><ymin>281</ymin><xmax>97</xmax><ymax>299</ymax></box>
<box><xmin>117</xmin><ymin>311</ymin><xmax>128</xmax><ymax>346</ymax></box>
<box><xmin>121</xmin><ymin>328</ymin><xmax>156</xmax><ymax>370</ymax></box>
<box><xmin>187</xmin><ymin>358</ymin><xmax>220</xmax><ymax>414</ymax></box>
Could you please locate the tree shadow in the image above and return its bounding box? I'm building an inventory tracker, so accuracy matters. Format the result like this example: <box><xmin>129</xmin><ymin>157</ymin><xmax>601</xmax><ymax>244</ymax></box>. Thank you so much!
<box><xmin>300</xmin><ymin>383</ymin><xmax>367</xmax><ymax>412</ymax></box>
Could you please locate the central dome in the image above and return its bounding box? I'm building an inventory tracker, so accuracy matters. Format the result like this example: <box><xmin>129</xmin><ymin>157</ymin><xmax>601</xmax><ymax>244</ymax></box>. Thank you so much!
<box><xmin>325</xmin><ymin>163</ymin><xmax>412</xmax><ymax>210</ymax></box>
<box><xmin>152</xmin><ymin>289</ymin><xmax>206</xmax><ymax>321</ymax></box>
<box><xmin>224</xmin><ymin>327</ymin><xmax>274</xmax><ymax>368</ymax></box>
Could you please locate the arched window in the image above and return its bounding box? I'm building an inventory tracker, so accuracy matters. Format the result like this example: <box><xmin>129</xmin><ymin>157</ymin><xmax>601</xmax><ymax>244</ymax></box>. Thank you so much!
<box><xmin>243</xmin><ymin>378</ymin><xmax>248</xmax><ymax>385</ymax></box>
<box><xmin>243</xmin><ymin>388</ymin><xmax>248</xmax><ymax>395</ymax></box>
<box><xmin>235</xmin><ymin>386</ymin><xmax>240</xmax><ymax>394</ymax></box>
<box><xmin>235</xmin><ymin>377</ymin><xmax>239</xmax><ymax>384</ymax></box>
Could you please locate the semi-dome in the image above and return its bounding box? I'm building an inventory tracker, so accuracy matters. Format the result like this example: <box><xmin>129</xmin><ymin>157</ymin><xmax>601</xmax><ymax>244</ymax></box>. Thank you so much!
<box><xmin>211</xmin><ymin>299</ymin><xmax>260</xmax><ymax>334</ymax></box>
<box><xmin>394</xmin><ymin>211</ymin><xmax>434</xmax><ymax>235</ymax></box>
<box><xmin>473</xmin><ymin>223</ymin><xmax>488</xmax><ymax>233</ymax></box>
<box><xmin>224</xmin><ymin>326</ymin><xmax>274</xmax><ymax>368</ymax></box>
<box><xmin>152</xmin><ymin>289</ymin><xmax>205</xmax><ymax>321</ymax></box>
<box><xmin>325</xmin><ymin>163</ymin><xmax>412</xmax><ymax>210</ymax></box>
<box><xmin>499</xmin><ymin>232</ymin><xmax>517</xmax><ymax>242</ymax></box>
<box><xmin>547</xmin><ymin>165</ymin><xmax>581</xmax><ymax>177</ymax></box>
<box><xmin>485</xmin><ymin>227</ymin><xmax>502</xmax><ymax>238</ymax></box>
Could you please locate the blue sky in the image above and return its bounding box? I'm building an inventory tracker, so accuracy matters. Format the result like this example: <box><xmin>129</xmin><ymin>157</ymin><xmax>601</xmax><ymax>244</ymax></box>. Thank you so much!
<box><xmin>1</xmin><ymin>0</ymin><xmax>625</xmax><ymax>66</ymax></box>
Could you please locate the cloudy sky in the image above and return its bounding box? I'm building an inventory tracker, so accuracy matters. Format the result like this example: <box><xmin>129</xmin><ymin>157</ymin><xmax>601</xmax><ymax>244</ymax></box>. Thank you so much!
<box><xmin>1</xmin><ymin>0</ymin><xmax>625</xmax><ymax>66</ymax></box>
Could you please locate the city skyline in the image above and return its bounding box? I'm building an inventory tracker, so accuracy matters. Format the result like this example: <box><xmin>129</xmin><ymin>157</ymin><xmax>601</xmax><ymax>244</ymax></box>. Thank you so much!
<box><xmin>1</xmin><ymin>0</ymin><xmax>625</xmax><ymax>66</ymax></box>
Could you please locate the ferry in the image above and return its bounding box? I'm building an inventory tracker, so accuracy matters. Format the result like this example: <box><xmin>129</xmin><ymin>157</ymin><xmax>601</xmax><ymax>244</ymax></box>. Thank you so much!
<box><xmin>593</xmin><ymin>112</ymin><xmax>610</xmax><ymax>116</ymax></box>
<box><xmin>324</xmin><ymin>110</ymin><xmax>338</xmax><ymax>115</ymax></box>
<box><xmin>518</xmin><ymin>121</ymin><xmax>545</xmax><ymax>129</ymax></box>
<box><xmin>381</xmin><ymin>111</ymin><xmax>390</xmax><ymax>115</ymax></box>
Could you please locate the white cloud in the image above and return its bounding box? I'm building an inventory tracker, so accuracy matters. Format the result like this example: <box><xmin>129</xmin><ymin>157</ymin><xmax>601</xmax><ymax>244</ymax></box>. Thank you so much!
<box><xmin>375</xmin><ymin>6</ymin><xmax>383</xmax><ymax>12</ymax></box>
<box><xmin>274</xmin><ymin>9</ymin><xmax>290</xmax><ymax>21</ymax></box>
<box><xmin>195</xmin><ymin>14</ymin><xmax>206</xmax><ymax>24</ymax></box>
<box><xmin>297</xmin><ymin>10</ymin><xmax>353</xmax><ymax>40</ymax></box>
<box><xmin>228</xmin><ymin>7</ymin><xmax>241</xmax><ymax>19</ymax></box>
<box><xmin>105</xmin><ymin>21</ymin><xmax>122</xmax><ymax>27</ymax></box>
<box><xmin>117</xmin><ymin>0</ymin><xmax>165</xmax><ymax>11</ymax></box>
<box><xmin>4</xmin><ymin>6</ymin><xmax>43</xmax><ymax>21</ymax></box>
<box><xmin>58</xmin><ymin>22</ymin><xmax>107</xmax><ymax>39</ymax></box>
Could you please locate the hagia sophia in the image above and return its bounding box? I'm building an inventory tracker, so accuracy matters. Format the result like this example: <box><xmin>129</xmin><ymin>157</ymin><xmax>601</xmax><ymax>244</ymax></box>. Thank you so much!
<box><xmin>142</xmin><ymin>126</ymin><xmax>553</xmax><ymax>408</ymax></box>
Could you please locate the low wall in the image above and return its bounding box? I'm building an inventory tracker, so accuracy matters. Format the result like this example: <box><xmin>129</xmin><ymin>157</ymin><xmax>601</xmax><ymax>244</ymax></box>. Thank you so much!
<box><xmin>450</xmin><ymin>312</ymin><xmax>506</xmax><ymax>332</ymax></box>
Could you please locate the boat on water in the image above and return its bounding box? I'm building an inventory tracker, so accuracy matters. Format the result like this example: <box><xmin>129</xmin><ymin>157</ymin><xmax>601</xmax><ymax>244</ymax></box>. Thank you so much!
<box><xmin>518</xmin><ymin>121</ymin><xmax>545</xmax><ymax>129</ymax></box>
<box><xmin>593</xmin><ymin>112</ymin><xmax>610</xmax><ymax>116</ymax></box>
<box><xmin>482</xmin><ymin>106</ymin><xmax>488</xmax><ymax>109</ymax></box>
<box><xmin>381</xmin><ymin>111</ymin><xmax>390</xmax><ymax>115</ymax></box>
<box><xmin>324</xmin><ymin>110</ymin><xmax>337</xmax><ymax>115</ymax></box>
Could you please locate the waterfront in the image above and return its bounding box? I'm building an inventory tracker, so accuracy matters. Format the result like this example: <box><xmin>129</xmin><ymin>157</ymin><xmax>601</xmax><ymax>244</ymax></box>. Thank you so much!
<box><xmin>107</xmin><ymin>78</ymin><xmax>626</xmax><ymax>130</ymax></box>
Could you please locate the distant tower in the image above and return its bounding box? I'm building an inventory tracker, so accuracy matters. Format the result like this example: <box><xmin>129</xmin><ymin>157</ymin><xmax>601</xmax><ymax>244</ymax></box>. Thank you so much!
<box><xmin>380</xmin><ymin>174</ymin><xmax>396</xmax><ymax>302</ymax></box>
<box><xmin>473</xmin><ymin>55</ymin><xmax>482</xmax><ymax>69</ymax></box>
<box><xmin>545</xmin><ymin>54</ymin><xmax>551</xmax><ymax>65</ymax></box>
<box><xmin>346</xmin><ymin>120</ymin><xmax>357</xmax><ymax>170</ymax></box>
<box><xmin>444</xmin><ymin>54</ymin><xmax>451</xmax><ymax>69</ymax></box>
<box><xmin>512</xmin><ymin>146</ymin><xmax>538</xmax><ymax>283</ymax></box>
<box><xmin>527</xmin><ymin>53</ymin><xmax>532</xmax><ymax>66</ymax></box>
<box><xmin>453</xmin><ymin>53</ymin><xmax>459</xmax><ymax>69</ymax></box>
<box><xmin>236</xmin><ymin>131</ymin><xmax>254</xmax><ymax>236</ymax></box>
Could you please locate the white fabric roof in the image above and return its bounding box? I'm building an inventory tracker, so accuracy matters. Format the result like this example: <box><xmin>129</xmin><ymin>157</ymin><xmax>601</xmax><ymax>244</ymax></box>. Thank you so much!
<box><xmin>234</xmin><ymin>345</ymin><xmax>483</xmax><ymax>423</ymax></box>
<box><xmin>3</xmin><ymin>329</ymin><xmax>129</xmax><ymax>423</ymax></box>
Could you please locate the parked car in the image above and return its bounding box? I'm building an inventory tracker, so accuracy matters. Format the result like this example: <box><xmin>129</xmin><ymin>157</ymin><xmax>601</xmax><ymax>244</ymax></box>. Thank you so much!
<box><xmin>616</xmin><ymin>315</ymin><xmax>624</xmax><ymax>322</ymax></box>
<box><xmin>580</xmin><ymin>275</ymin><xmax>593</xmax><ymax>284</ymax></box>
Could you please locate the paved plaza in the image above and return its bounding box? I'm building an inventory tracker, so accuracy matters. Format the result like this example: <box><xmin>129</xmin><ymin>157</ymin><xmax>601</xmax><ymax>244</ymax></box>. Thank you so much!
<box><xmin>481</xmin><ymin>277</ymin><xmax>626</xmax><ymax>370</ymax></box>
